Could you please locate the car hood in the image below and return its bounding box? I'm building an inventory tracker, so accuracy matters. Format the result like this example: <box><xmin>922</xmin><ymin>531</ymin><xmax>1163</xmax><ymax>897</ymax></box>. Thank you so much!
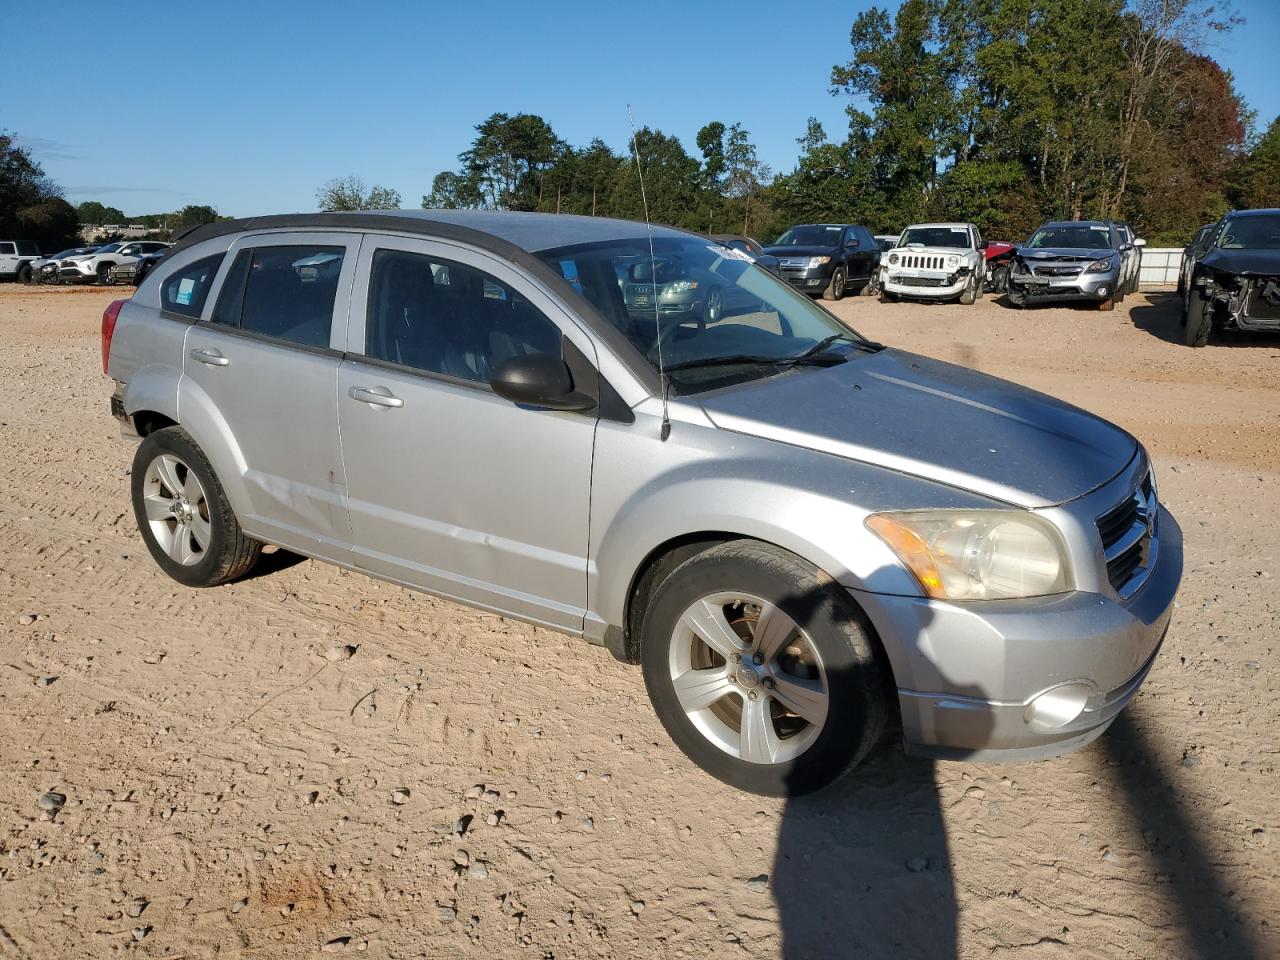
<box><xmin>762</xmin><ymin>245</ymin><xmax>838</xmax><ymax>258</ymax></box>
<box><xmin>1200</xmin><ymin>248</ymin><xmax>1280</xmax><ymax>276</ymax></box>
<box><xmin>1017</xmin><ymin>247</ymin><xmax>1112</xmax><ymax>262</ymax></box>
<box><xmin>893</xmin><ymin>245</ymin><xmax>973</xmax><ymax>257</ymax></box>
<box><xmin>698</xmin><ymin>348</ymin><xmax>1137</xmax><ymax>508</ymax></box>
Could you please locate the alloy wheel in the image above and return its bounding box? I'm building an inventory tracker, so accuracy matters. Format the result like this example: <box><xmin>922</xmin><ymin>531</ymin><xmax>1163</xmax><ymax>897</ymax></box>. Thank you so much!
<box><xmin>141</xmin><ymin>453</ymin><xmax>212</xmax><ymax>566</ymax></box>
<box><xmin>667</xmin><ymin>591</ymin><xmax>828</xmax><ymax>765</ymax></box>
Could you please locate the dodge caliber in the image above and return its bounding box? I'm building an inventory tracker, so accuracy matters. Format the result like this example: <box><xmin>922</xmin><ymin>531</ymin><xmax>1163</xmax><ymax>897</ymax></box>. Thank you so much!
<box><xmin>103</xmin><ymin>211</ymin><xmax>1181</xmax><ymax>795</ymax></box>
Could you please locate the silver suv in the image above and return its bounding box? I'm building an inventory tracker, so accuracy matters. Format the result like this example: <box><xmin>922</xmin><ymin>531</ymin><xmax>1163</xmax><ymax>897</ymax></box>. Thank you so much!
<box><xmin>103</xmin><ymin>211</ymin><xmax>1181</xmax><ymax>795</ymax></box>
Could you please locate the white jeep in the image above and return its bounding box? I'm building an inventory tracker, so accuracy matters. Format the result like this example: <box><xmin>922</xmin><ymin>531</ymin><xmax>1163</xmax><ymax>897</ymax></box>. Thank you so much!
<box><xmin>880</xmin><ymin>222</ymin><xmax>986</xmax><ymax>304</ymax></box>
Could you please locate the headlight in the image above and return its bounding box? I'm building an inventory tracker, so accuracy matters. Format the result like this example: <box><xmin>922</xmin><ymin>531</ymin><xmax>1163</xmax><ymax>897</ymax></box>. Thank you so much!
<box><xmin>665</xmin><ymin>280</ymin><xmax>697</xmax><ymax>293</ymax></box>
<box><xmin>946</xmin><ymin>255</ymin><xmax>960</xmax><ymax>268</ymax></box>
<box><xmin>807</xmin><ymin>256</ymin><xmax>831</xmax><ymax>269</ymax></box>
<box><xmin>866</xmin><ymin>510</ymin><xmax>1072</xmax><ymax>600</ymax></box>
<box><xmin>1085</xmin><ymin>257</ymin><xmax>1115</xmax><ymax>273</ymax></box>
<box><xmin>888</xmin><ymin>253</ymin><xmax>899</xmax><ymax>266</ymax></box>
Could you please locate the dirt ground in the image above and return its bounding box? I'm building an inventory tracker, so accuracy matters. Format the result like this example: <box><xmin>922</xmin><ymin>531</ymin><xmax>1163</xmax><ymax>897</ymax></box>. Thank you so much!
<box><xmin>0</xmin><ymin>283</ymin><xmax>1277</xmax><ymax>960</ymax></box>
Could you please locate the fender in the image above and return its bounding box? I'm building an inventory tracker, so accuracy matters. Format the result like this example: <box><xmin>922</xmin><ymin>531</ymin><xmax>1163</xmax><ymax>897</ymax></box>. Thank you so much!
<box><xmin>121</xmin><ymin>362</ymin><xmax>182</xmax><ymax>425</ymax></box>
<box><xmin>584</xmin><ymin>419</ymin><xmax>998</xmax><ymax>638</ymax></box>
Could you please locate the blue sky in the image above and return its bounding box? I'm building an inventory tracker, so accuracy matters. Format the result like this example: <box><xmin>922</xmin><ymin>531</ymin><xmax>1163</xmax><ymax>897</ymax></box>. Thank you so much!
<box><xmin>5</xmin><ymin>0</ymin><xmax>1277</xmax><ymax>218</ymax></box>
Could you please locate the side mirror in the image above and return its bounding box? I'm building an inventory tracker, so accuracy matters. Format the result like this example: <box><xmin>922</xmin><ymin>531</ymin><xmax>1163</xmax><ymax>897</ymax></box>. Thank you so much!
<box><xmin>844</xmin><ymin>238</ymin><xmax>860</xmax><ymax>249</ymax></box>
<box><xmin>978</xmin><ymin>239</ymin><xmax>990</xmax><ymax>249</ymax></box>
<box><xmin>490</xmin><ymin>353</ymin><xmax>596</xmax><ymax>413</ymax></box>
<box><xmin>1134</xmin><ymin>238</ymin><xmax>1147</xmax><ymax>248</ymax></box>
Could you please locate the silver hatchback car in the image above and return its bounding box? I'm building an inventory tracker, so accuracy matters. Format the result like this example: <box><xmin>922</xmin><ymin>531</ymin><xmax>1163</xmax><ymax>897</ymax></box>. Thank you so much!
<box><xmin>103</xmin><ymin>211</ymin><xmax>1181</xmax><ymax>795</ymax></box>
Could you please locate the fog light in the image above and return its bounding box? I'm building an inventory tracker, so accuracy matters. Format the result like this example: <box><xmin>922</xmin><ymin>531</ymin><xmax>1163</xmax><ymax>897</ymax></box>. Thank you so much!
<box><xmin>1024</xmin><ymin>682</ymin><xmax>1093</xmax><ymax>730</ymax></box>
<box><xmin>1097</xmin><ymin>286</ymin><xmax>1109</xmax><ymax>296</ymax></box>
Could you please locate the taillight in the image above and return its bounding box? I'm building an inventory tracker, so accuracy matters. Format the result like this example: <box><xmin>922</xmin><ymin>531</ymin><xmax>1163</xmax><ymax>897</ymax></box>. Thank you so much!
<box><xmin>101</xmin><ymin>298</ymin><xmax>126</xmax><ymax>375</ymax></box>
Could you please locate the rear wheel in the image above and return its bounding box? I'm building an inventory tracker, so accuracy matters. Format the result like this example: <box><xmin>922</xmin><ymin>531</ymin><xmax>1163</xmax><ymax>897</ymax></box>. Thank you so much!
<box><xmin>131</xmin><ymin>427</ymin><xmax>261</xmax><ymax>587</ymax></box>
<box><xmin>1184</xmin><ymin>288</ymin><xmax>1212</xmax><ymax>347</ymax></box>
<box><xmin>640</xmin><ymin>541</ymin><xmax>886</xmax><ymax>796</ymax></box>
<box><xmin>823</xmin><ymin>267</ymin><xmax>846</xmax><ymax>302</ymax></box>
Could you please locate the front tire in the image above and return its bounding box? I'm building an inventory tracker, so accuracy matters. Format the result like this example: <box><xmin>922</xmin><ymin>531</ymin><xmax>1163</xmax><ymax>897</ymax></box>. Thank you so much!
<box><xmin>131</xmin><ymin>427</ymin><xmax>261</xmax><ymax>587</ymax></box>
<box><xmin>1097</xmin><ymin>297</ymin><xmax>1115</xmax><ymax>312</ymax></box>
<box><xmin>640</xmin><ymin>541</ymin><xmax>886</xmax><ymax>796</ymax></box>
<box><xmin>823</xmin><ymin>267</ymin><xmax>846</xmax><ymax>302</ymax></box>
<box><xmin>959</xmin><ymin>275</ymin><xmax>978</xmax><ymax>305</ymax></box>
<box><xmin>97</xmin><ymin>263</ymin><xmax>113</xmax><ymax>285</ymax></box>
<box><xmin>1184</xmin><ymin>288</ymin><xmax>1212</xmax><ymax>347</ymax></box>
<box><xmin>17</xmin><ymin>264</ymin><xmax>33</xmax><ymax>284</ymax></box>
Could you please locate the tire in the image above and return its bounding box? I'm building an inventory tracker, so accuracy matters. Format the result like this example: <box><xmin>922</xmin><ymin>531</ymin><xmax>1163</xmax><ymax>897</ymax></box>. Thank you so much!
<box><xmin>823</xmin><ymin>267</ymin><xmax>846</xmax><ymax>302</ymax></box>
<box><xmin>97</xmin><ymin>263</ymin><xmax>113</xmax><ymax>285</ymax></box>
<box><xmin>1184</xmin><ymin>288</ymin><xmax>1212</xmax><ymax>347</ymax></box>
<box><xmin>861</xmin><ymin>272</ymin><xmax>881</xmax><ymax>297</ymax></box>
<box><xmin>17</xmin><ymin>264</ymin><xmax>33</xmax><ymax>284</ymax></box>
<box><xmin>879</xmin><ymin>288</ymin><xmax>897</xmax><ymax>304</ymax></box>
<box><xmin>131</xmin><ymin>427</ymin><xmax>261</xmax><ymax>587</ymax></box>
<box><xmin>1097</xmin><ymin>298</ymin><xmax>1115</xmax><ymax>312</ymax></box>
<box><xmin>639</xmin><ymin>540</ymin><xmax>886</xmax><ymax>796</ymax></box>
<box><xmin>959</xmin><ymin>275</ymin><xmax>977</xmax><ymax>305</ymax></box>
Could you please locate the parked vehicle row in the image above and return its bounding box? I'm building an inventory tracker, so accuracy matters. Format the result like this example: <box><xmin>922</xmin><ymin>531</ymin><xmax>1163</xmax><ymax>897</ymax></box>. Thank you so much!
<box><xmin>1</xmin><ymin>239</ymin><xmax>172</xmax><ymax>286</ymax></box>
<box><xmin>104</xmin><ymin>209</ymin><xmax>1181</xmax><ymax>795</ymax></box>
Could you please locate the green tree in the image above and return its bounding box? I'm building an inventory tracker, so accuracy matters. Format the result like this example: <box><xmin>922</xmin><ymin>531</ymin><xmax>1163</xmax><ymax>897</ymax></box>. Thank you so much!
<box><xmin>610</xmin><ymin>127</ymin><xmax>703</xmax><ymax>229</ymax></box>
<box><xmin>724</xmin><ymin>124</ymin><xmax>772</xmax><ymax>236</ymax></box>
<box><xmin>316</xmin><ymin>175</ymin><xmax>401</xmax><ymax>211</ymax></box>
<box><xmin>0</xmin><ymin>132</ymin><xmax>80</xmax><ymax>250</ymax></box>
<box><xmin>77</xmin><ymin>200</ymin><xmax>126</xmax><ymax>225</ymax></box>
<box><xmin>1230</xmin><ymin>116</ymin><xmax>1280</xmax><ymax>209</ymax></box>
<box><xmin>423</xmin><ymin>171</ymin><xmax>483</xmax><ymax>209</ymax></box>
<box><xmin>458</xmin><ymin>113</ymin><xmax>563</xmax><ymax>210</ymax></box>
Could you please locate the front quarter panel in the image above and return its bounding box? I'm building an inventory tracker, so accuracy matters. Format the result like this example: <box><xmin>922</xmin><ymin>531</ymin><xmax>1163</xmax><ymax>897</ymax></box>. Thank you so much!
<box><xmin>587</xmin><ymin>398</ymin><xmax>999</xmax><ymax>636</ymax></box>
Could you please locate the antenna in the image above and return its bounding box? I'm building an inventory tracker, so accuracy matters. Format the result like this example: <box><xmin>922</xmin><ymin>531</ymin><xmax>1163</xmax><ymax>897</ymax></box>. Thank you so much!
<box><xmin>627</xmin><ymin>104</ymin><xmax>671</xmax><ymax>442</ymax></box>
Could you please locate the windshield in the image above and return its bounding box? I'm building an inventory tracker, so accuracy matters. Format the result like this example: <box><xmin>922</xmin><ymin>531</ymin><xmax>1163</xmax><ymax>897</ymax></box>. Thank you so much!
<box><xmin>1217</xmin><ymin>215</ymin><xmax>1280</xmax><ymax>250</ymax></box>
<box><xmin>95</xmin><ymin>243</ymin><xmax>124</xmax><ymax>254</ymax></box>
<box><xmin>539</xmin><ymin>236</ymin><xmax>874</xmax><ymax>392</ymax></box>
<box><xmin>900</xmin><ymin>226</ymin><xmax>970</xmax><ymax>248</ymax></box>
<box><xmin>1027</xmin><ymin>225</ymin><xmax>1113</xmax><ymax>250</ymax></box>
<box><xmin>773</xmin><ymin>225</ymin><xmax>843</xmax><ymax>247</ymax></box>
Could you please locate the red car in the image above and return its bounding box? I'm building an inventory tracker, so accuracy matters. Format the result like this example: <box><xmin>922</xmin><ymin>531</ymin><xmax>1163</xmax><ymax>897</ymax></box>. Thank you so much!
<box><xmin>983</xmin><ymin>240</ymin><xmax>1016</xmax><ymax>292</ymax></box>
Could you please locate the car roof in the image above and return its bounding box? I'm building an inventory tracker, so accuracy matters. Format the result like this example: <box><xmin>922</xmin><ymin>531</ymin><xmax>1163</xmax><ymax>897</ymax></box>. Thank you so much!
<box><xmin>1227</xmin><ymin>208</ymin><xmax>1280</xmax><ymax>218</ymax></box>
<box><xmin>903</xmin><ymin>222</ymin><xmax>971</xmax><ymax>229</ymax></box>
<box><xmin>171</xmin><ymin>209</ymin><xmax>691</xmax><ymax>255</ymax></box>
<box><xmin>1039</xmin><ymin>221</ymin><xmax>1112</xmax><ymax>229</ymax></box>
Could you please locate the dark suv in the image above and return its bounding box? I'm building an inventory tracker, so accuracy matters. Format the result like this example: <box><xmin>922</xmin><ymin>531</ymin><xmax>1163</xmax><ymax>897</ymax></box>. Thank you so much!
<box><xmin>764</xmin><ymin>223</ymin><xmax>879</xmax><ymax>300</ymax></box>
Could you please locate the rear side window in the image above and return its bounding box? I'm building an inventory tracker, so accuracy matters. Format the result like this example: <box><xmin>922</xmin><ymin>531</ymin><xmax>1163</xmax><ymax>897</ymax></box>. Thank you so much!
<box><xmin>364</xmin><ymin>248</ymin><xmax>562</xmax><ymax>383</ymax></box>
<box><xmin>0</xmin><ymin>243</ymin><xmax>14</xmax><ymax>255</ymax></box>
<box><xmin>161</xmin><ymin>254</ymin><xmax>224</xmax><ymax>318</ymax></box>
<box><xmin>210</xmin><ymin>245</ymin><xmax>344</xmax><ymax>349</ymax></box>
<box><xmin>15</xmin><ymin>241</ymin><xmax>38</xmax><ymax>256</ymax></box>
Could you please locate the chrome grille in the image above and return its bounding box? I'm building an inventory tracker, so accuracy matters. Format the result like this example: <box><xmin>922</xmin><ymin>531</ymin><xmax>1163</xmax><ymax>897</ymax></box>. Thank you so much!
<box><xmin>778</xmin><ymin>257</ymin><xmax>811</xmax><ymax>270</ymax></box>
<box><xmin>1097</xmin><ymin>471</ymin><xmax>1157</xmax><ymax>598</ymax></box>
<box><xmin>1032</xmin><ymin>264</ymin><xmax>1083</xmax><ymax>278</ymax></box>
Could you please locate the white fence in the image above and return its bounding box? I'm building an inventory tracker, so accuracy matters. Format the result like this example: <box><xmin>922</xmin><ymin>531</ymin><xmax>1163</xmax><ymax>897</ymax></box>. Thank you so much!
<box><xmin>1139</xmin><ymin>247</ymin><xmax>1182</xmax><ymax>288</ymax></box>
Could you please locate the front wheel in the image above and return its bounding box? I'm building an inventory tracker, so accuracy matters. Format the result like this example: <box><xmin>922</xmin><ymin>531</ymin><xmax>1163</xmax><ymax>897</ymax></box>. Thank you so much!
<box><xmin>823</xmin><ymin>267</ymin><xmax>846</xmax><ymax>302</ymax></box>
<box><xmin>17</xmin><ymin>264</ymin><xmax>33</xmax><ymax>284</ymax></box>
<box><xmin>640</xmin><ymin>541</ymin><xmax>886</xmax><ymax>796</ymax></box>
<box><xmin>97</xmin><ymin>263</ymin><xmax>113</xmax><ymax>285</ymax></box>
<box><xmin>131</xmin><ymin>427</ymin><xmax>262</xmax><ymax>587</ymax></box>
<box><xmin>959</xmin><ymin>275</ymin><xmax>978</xmax><ymax>305</ymax></box>
<box><xmin>1184</xmin><ymin>288</ymin><xmax>1212</xmax><ymax>347</ymax></box>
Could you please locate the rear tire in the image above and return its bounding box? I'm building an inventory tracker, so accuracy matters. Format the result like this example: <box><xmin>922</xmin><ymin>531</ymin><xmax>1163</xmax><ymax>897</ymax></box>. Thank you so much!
<box><xmin>1184</xmin><ymin>288</ymin><xmax>1212</xmax><ymax>347</ymax></box>
<box><xmin>131</xmin><ymin>427</ymin><xmax>262</xmax><ymax>587</ymax></box>
<box><xmin>640</xmin><ymin>541</ymin><xmax>886</xmax><ymax>796</ymax></box>
<box><xmin>823</xmin><ymin>267</ymin><xmax>846</xmax><ymax>302</ymax></box>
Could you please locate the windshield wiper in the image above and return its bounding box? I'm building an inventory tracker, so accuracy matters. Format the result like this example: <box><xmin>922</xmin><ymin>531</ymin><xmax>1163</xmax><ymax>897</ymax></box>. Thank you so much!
<box><xmin>665</xmin><ymin>334</ymin><xmax>882</xmax><ymax>375</ymax></box>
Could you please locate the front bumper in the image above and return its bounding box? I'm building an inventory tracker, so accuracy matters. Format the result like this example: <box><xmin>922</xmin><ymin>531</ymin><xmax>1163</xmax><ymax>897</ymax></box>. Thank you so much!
<box><xmin>884</xmin><ymin>271</ymin><xmax>967</xmax><ymax>298</ymax></box>
<box><xmin>778</xmin><ymin>268</ymin><xmax>832</xmax><ymax>294</ymax></box>
<box><xmin>851</xmin><ymin>505</ymin><xmax>1182</xmax><ymax>762</ymax></box>
<box><xmin>1009</xmin><ymin>269</ymin><xmax>1118</xmax><ymax>303</ymax></box>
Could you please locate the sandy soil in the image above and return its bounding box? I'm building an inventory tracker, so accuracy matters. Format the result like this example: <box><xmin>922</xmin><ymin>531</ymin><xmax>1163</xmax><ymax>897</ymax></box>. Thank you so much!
<box><xmin>0</xmin><ymin>283</ymin><xmax>1277</xmax><ymax>960</ymax></box>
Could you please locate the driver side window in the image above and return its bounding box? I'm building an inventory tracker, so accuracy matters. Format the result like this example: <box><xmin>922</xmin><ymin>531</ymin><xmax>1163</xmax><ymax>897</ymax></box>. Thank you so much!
<box><xmin>364</xmin><ymin>249</ymin><xmax>563</xmax><ymax>384</ymax></box>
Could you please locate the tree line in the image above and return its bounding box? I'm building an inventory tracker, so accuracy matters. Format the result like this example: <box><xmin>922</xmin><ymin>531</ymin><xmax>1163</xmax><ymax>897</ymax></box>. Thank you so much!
<box><xmin>396</xmin><ymin>0</ymin><xmax>1277</xmax><ymax>245</ymax></box>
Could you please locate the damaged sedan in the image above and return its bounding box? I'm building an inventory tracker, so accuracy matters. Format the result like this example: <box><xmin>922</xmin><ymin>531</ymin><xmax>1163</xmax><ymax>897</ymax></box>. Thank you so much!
<box><xmin>1007</xmin><ymin>221</ymin><xmax>1143</xmax><ymax>311</ymax></box>
<box><xmin>1184</xmin><ymin>208</ymin><xmax>1280</xmax><ymax>347</ymax></box>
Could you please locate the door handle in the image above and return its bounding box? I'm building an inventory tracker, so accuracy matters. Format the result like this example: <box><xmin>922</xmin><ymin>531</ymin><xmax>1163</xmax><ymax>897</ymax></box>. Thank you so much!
<box><xmin>190</xmin><ymin>348</ymin><xmax>230</xmax><ymax>367</ymax></box>
<box><xmin>349</xmin><ymin>386</ymin><xmax>404</xmax><ymax>408</ymax></box>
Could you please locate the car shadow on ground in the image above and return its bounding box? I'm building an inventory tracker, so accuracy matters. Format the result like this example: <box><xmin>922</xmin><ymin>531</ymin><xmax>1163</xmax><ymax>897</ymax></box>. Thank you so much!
<box><xmin>1130</xmin><ymin>291</ymin><xmax>1280</xmax><ymax>348</ymax></box>
<box><xmin>239</xmin><ymin>544</ymin><xmax>308</xmax><ymax>581</ymax></box>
